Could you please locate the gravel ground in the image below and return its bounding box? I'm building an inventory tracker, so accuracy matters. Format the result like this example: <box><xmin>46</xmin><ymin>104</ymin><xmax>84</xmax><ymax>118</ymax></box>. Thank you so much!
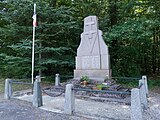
<box><xmin>0</xmin><ymin>91</ymin><xmax>160</xmax><ymax>120</ymax></box>
<box><xmin>143</xmin><ymin>92</ymin><xmax>160</xmax><ymax>120</ymax></box>
<box><xmin>0</xmin><ymin>96</ymin><xmax>92</xmax><ymax>120</ymax></box>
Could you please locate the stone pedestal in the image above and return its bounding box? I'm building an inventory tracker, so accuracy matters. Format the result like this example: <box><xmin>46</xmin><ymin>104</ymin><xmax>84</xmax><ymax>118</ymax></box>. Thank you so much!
<box><xmin>74</xmin><ymin>16</ymin><xmax>111</xmax><ymax>81</ymax></box>
<box><xmin>74</xmin><ymin>69</ymin><xmax>111</xmax><ymax>80</ymax></box>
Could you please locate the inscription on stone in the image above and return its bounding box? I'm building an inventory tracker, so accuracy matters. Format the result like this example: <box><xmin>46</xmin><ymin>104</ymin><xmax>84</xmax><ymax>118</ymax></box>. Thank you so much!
<box><xmin>82</xmin><ymin>56</ymin><xmax>100</xmax><ymax>69</ymax></box>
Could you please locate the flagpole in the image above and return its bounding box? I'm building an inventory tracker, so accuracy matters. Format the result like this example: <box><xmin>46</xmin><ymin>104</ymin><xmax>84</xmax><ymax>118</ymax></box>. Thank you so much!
<box><xmin>31</xmin><ymin>3</ymin><xmax>36</xmax><ymax>84</ymax></box>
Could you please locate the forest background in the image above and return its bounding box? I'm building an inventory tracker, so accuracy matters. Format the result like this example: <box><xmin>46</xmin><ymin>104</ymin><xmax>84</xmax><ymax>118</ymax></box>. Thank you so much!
<box><xmin>0</xmin><ymin>0</ymin><xmax>160</xmax><ymax>80</ymax></box>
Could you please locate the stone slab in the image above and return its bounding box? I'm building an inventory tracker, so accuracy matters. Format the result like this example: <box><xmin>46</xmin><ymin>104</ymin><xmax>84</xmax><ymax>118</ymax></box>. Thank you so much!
<box><xmin>74</xmin><ymin>69</ymin><xmax>111</xmax><ymax>80</ymax></box>
<box><xmin>76</xmin><ymin>55</ymin><xmax>110</xmax><ymax>70</ymax></box>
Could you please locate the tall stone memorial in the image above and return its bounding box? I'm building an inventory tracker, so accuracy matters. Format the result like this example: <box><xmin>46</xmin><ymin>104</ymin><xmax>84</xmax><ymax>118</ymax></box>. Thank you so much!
<box><xmin>74</xmin><ymin>16</ymin><xmax>111</xmax><ymax>81</ymax></box>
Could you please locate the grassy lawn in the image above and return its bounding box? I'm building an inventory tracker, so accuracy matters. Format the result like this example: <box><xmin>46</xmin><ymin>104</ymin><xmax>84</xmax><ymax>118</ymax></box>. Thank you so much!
<box><xmin>0</xmin><ymin>78</ymin><xmax>53</xmax><ymax>94</ymax></box>
<box><xmin>0</xmin><ymin>79</ymin><xmax>32</xmax><ymax>94</ymax></box>
<box><xmin>147</xmin><ymin>77</ymin><xmax>160</xmax><ymax>94</ymax></box>
<box><xmin>0</xmin><ymin>82</ymin><xmax>4</xmax><ymax>94</ymax></box>
<box><xmin>117</xmin><ymin>77</ymin><xmax>160</xmax><ymax>94</ymax></box>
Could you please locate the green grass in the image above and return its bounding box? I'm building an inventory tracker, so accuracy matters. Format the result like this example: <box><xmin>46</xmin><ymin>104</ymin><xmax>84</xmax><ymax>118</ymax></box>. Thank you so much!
<box><xmin>12</xmin><ymin>84</ymin><xmax>32</xmax><ymax>92</ymax></box>
<box><xmin>0</xmin><ymin>83</ymin><xmax>4</xmax><ymax>93</ymax></box>
<box><xmin>148</xmin><ymin>78</ymin><xmax>160</xmax><ymax>89</ymax></box>
<box><xmin>114</xmin><ymin>77</ymin><xmax>160</xmax><ymax>90</ymax></box>
<box><xmin>0</xmin><ymin>78</ymin><xmax>54</xmax><ymax>94</ymax></box>
<box><xmin>0</xmin><ymin>79</ymin><xmax>32</xmax><ymax>94</ymax></box>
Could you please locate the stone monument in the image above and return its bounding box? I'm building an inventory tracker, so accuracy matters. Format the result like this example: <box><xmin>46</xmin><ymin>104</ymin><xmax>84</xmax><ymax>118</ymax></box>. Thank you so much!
<box><xmin>74</xmin><ymin>16</ymin><xmax>111</xmax><ymax>81</ymax></box>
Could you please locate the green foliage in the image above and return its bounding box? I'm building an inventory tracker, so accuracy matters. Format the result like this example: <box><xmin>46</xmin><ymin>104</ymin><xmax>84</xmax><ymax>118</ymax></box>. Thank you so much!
<box><xmin>147</xmin><ymin>78</ymin><xmax>160</xmax><ymax>89</ymax></box>
<box><xmin>80</xmin><ymin>76</ymin><xmax>90</xmax><ymax>82</ymax></box>
<box><xmin>0</xmin><ymin>0</ymin><xmax>80</xmax><ymax>78</ymax></box>
<box><xmin>103</xmin><ymin>0</ymin><xmax>160</xmax><ymax>77</ymax></box>
<box><xmin>96</xmin><ymin>84</ymin><xmax>108</xmax><ymax>90</ymax></box>
<box><xmin>0</xmin><ymin>0</ymin><xmax>160</xmax><ymax>79</ymax></box>
<box><xmin>104</xmin><ymin>18</ymin><xmax>154</xmax><ymax>76</ymax></box>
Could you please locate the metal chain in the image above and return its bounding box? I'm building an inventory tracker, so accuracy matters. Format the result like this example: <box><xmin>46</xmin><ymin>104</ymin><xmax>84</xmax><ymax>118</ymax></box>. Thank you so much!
<box><xmin>41</xmin><ymin>87</ymin><xmax>65</xmax><ymax>97</ymax></box>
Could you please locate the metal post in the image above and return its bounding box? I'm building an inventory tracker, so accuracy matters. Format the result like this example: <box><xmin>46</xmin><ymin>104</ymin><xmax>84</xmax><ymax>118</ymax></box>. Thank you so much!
<box><xmin>31</xmin><ymin>3</ymin><xmax>37</xmax><ymax>84</ymax></box>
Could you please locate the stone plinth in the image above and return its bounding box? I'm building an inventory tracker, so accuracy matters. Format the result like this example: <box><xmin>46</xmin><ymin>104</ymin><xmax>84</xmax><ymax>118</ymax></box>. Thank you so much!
<box><xmin>74</xmin><ymin>16</ymin><xmax>111</xmax><ymax>81</ymax></box>
<box><xmin>74</xmin><ymin>69</ymin><xmax>111</xmax><ymax>81</ymax></box>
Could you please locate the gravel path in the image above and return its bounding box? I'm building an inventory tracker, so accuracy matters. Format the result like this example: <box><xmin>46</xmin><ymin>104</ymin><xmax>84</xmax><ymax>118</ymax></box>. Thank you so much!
<box><xmin>0</xmin><ymin>91</ymin><xmax>160</xmax><ymax>120</ymax></box>
<box><xmin>143</xmin><ymin>92</ymin><xmax>160</xmax><ymax>120</ymax></box>
<box><xmin>0</xmin><ymin>98</ymin><xmax>92</xmax><ymax>120</ymax></box>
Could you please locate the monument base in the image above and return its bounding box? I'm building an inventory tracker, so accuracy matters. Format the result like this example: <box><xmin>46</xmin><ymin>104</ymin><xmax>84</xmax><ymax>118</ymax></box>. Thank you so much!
<box><xmin>74</xmin><ymin>69</ymin><xmax>111</xmax><ymax>81</ymax></box>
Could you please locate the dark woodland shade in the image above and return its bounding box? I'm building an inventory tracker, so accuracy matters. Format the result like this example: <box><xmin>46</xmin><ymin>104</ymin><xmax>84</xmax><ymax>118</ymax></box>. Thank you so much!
<box><xmin>0</xmin><ymin>0</ymin><xmax>159</xmax><ymax>78</ymax></box>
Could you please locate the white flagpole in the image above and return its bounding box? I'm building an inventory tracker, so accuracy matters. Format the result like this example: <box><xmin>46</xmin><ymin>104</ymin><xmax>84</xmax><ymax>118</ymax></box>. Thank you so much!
<box><xmin>31</xmin><ymin>3</ymin><xmax>36</xmax><ymax>84</ymax></box>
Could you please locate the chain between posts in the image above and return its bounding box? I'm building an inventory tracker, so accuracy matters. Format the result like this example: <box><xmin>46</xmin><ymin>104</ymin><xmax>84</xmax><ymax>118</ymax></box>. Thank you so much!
<box><xmin>72</xmin><ymin>87</ymin><xmax>131</xmax><ymax>95</ymax></box>
<box><xmin>11</xmin><ymin>81</ymin><xmax>33</xmax><ymax>85</ymax></box>
<box><xmin>111</xmin><ymin>77</ymin><xmax>140</xmax><ymax>81</ymax></box>
<box><xmin>41</xmin><ymin>87</ymin><xmax>65</xmax><ymax>97</ymax></box>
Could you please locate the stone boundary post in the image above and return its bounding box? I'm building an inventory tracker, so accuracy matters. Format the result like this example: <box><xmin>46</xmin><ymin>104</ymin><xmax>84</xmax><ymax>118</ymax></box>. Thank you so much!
<box><xmin>4</xmin><ymin>79</ymin><xmax>12</xmax><ymax>100</ymax></box>
<box><xmin>36</xmin><ymin>75</ymin><xmax>41</xmax><ymax>82</ymax></box>
<box><xmin>64</xmin><ymin>84</ymin><xmax>75</xmax><ymax>115</ymax></box>
<box><xmin>131</xmin><ymin>88</ymin><xmax>143</xmax><ymax>120</ymax></box>
<box><xmin>33</xmin><ymin>80</ymin><xmax>43</xmax><ymax>107</ymax></box>
<box><xmin>55</xmin><ymin>74</ymin><xmax>60</xmax><ymax>86</ymax></box>
<box><xmin>139</xmin><ymin>79</ymin><xmax>148</xmax><ymax>109</ymax></box>
<box><xmin>142</xmin><ymin>75</ymin><xmax>148</xmax><ymax>97</ymax></box>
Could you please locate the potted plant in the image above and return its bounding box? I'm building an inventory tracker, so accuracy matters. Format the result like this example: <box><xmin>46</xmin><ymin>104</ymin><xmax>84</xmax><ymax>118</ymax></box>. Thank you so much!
<box><xmin>80</xmin><ymin>76</ymin><xmax>90</xmax><ymax>86</ymax></box>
